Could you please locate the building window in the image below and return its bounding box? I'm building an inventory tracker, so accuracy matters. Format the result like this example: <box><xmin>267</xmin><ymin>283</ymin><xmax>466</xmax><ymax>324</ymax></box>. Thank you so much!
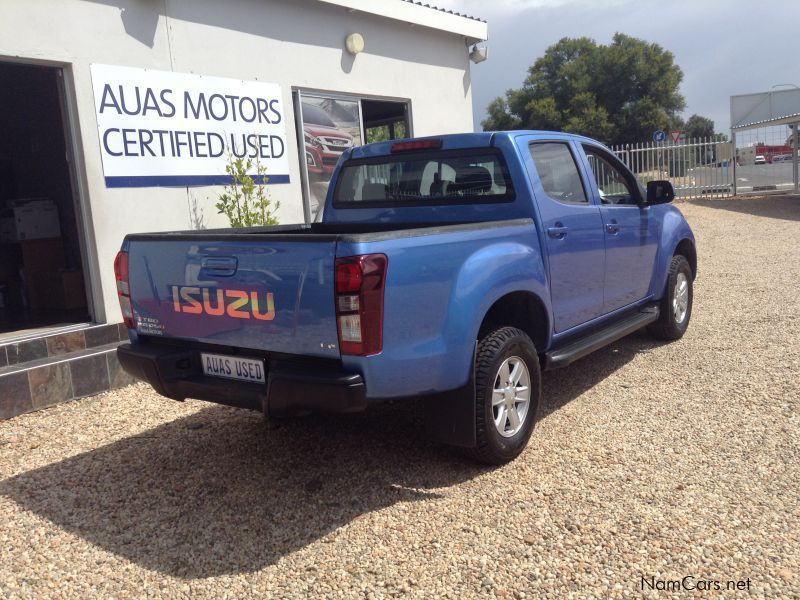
<box><xmin>294</xmin><ymin>91</ymin><xmax>410</xmax><ymax>221</ymax></box>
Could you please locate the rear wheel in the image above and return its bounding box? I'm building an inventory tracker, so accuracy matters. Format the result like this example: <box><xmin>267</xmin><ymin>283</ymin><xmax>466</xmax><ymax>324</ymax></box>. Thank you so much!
<box><xmin>468</xmin><ymin>327</ymin><xmax>541</xmax><ymax>465</ymax></box>
<box><xmin>648</xmin><ymin>254</ymin><xmax>693</xmax><ymax>340</ymax></box>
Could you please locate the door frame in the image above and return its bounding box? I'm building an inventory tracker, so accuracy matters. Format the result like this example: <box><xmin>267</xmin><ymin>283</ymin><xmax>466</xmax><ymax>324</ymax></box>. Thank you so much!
<box><xmin>0</xmin><ymin>54</ymin><xmax>101</xmax><ymax>324</ymax></box>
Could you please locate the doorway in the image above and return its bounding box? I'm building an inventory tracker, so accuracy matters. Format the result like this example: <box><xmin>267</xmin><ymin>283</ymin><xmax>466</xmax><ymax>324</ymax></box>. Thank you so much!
<box><xmin>0</xmin><ymin>61</ymin><xmax>90</xmax><ymax>338</ymax></box>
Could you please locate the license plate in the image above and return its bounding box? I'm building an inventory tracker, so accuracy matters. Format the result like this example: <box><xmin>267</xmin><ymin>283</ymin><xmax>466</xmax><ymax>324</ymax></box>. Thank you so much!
<box><xmin>200</xmin><ymin>352</ymin><xmax>266</xmax><ymax>384</ymax></box>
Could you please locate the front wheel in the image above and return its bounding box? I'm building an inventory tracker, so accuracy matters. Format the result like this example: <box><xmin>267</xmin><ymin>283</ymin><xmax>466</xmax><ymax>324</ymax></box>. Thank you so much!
<box><xmin>648</xmin><ymin>254</ymin><xmax>693</xmax><ymax>341</ymax></box>
<box><xmin>468</xmin><ymin>327</ymin><xmax>541</xmax><ymax>465</ymax></box>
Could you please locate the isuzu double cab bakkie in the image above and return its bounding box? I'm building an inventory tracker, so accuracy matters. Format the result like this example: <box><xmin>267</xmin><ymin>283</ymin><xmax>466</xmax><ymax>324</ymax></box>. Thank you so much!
<box><xmin>115</xmin><ymin>132</ymin><xmax>696</xmax><ymax>464</ymax></box>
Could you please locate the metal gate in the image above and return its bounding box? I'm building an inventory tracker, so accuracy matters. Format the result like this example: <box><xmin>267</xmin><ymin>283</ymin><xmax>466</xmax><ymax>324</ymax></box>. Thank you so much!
<box><xmin>611</xmin><ymin>137</ymin><xmax>734</xmax><ymax>199</ymax></box>
<box><xmin>730</xmin><ymin>124</ymin><xmax>799</xmax><ymax>195</ymax></box>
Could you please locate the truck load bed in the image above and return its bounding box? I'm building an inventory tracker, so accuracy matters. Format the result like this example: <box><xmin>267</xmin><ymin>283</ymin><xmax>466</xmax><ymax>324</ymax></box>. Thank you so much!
<box><xmin>124</xmin><ymin>220</ymin><xmax>518</xmax><ymax>359</ymax></box>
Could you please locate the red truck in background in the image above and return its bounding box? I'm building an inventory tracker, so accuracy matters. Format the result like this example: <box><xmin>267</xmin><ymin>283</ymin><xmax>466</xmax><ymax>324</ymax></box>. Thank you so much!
<box><xmin>755</xmin><ymin>143</ymin><xmax>793</xmax><ymax>164</ymax></box>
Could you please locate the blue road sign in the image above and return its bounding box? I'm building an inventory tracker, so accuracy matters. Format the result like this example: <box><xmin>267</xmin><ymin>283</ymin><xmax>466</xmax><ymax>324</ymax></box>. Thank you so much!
<box><xmin>653</xmin><ymin>130</ymin><xmax>666</xmax><ymax>142</ymax></box>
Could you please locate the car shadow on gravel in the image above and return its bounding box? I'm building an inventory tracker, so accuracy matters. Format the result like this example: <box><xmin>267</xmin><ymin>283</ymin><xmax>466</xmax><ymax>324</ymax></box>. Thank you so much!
<box><xmin>685</xmin><ymin>194</ymin><xmax>800</xmax><ymax>222</ymax></box>
<box><xmin>0</xmin><ymin>332</ymin><xmax>663</xmax><ymax>579</ymax></box>
<box><xmin>539</xmin><ymin>330</ymin><xmax>664</xmax><ymax>419</ymax></box>
<box><xmin>0</xmin><ymin>399</ymin><xmax>486</xmax><ymax>579</ymax></box>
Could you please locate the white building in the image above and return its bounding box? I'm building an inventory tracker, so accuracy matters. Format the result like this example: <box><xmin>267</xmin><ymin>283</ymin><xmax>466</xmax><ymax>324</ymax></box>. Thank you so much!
<box><xmin>0</xmin><ymin>0</ymin><xmax>487</xmax><ymax>416</ymax></box>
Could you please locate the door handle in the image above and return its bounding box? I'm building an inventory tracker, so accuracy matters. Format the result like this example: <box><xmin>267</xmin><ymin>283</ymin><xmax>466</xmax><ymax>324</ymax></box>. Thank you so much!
<box><xmin>547</xmin><ymin>224</ymin><xmax>568</xmax><ymax>239</ymax></box>
<box><xmin>201</xmin><ymin>256</ymin><xmax>238</xmax><ymax>277</ymax></box>
<box><xmin>605</xmin><ymin>220</ymin><xmax>620</xmax><ymax>234</ymax></box>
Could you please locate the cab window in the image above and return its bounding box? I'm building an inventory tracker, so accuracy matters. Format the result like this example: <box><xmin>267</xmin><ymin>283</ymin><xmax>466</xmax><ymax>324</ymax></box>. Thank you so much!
<box><xmin>334</xmin><ymin>150</ymin><xmax>514</xmax><ymax>206</ymax></box>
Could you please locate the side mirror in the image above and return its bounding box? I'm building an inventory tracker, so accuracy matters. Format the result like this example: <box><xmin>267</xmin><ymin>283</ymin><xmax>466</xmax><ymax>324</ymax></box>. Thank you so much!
<box><xmin>645</xmin><ymin>180</ymin><xmax>675</xmax><ymax>205</ymax></box>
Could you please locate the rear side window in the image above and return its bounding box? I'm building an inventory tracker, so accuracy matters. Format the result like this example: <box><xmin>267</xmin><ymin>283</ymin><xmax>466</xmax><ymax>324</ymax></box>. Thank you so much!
<box><xmin>333</xmin><ymin>150</ymin><xmax>515</xmax><ymax>207</ymax></box>
<box><xmin>529</xmin><ymin>142</ymin><xmax>587</xmax><ymax>204</ymax></box>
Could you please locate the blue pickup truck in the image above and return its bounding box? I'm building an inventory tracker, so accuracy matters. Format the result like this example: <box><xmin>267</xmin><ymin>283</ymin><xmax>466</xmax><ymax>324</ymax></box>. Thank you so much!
<box><xmin>116</xmin><ymin>131</ymin><xmax>696</xmax><ymax>464</ymax></box>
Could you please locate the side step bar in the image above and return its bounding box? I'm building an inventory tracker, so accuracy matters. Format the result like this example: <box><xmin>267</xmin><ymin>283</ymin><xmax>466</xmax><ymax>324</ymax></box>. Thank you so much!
<box><xmin>544</xmin><ymin>306</ymin><xmax>659</xmax><ymax>370</ymax></box>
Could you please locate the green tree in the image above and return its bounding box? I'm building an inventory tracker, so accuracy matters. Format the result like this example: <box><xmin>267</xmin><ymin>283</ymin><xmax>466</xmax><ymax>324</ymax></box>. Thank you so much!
<box><xmin>684</xmin><ymin>114</ymin><xmax>714</xmax><ymax>139</ymax></box>
<box><xmin>484</xmin><ymin>97</ymin><xmax>521</xmax><ymax>131</ymax></box>
<box><xmin>682</xmin><ymin>114</ymin><xmax>728</xmax><ymax>141</ymax></box>
<box><xmin>482</xmin><ymin>34</ymin><xmax>688</xmax><ymax>145</ymax></box>
<box><xmin>667</xmin><ymin>115</ymin><xmax>686</xmax><ymax>131</ymax></box>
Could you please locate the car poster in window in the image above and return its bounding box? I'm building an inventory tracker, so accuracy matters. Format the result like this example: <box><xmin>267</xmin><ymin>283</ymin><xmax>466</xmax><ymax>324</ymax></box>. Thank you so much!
<box><xmin>299</xmin><ymin>96</ymin><xmax>361</xmax><ymax>218</ymax></box>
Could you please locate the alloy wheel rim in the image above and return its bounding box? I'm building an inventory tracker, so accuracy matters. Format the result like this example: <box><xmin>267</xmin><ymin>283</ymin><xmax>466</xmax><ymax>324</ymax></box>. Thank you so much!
<box><xmin>673</xmin><ymin>272</ymin><xmax>689</xmax><ymax>324</ymax></box>
<box><xmin>491</xmin><ymin>356</ymin><xmax>531</xmax><ymax>438</ymax></box>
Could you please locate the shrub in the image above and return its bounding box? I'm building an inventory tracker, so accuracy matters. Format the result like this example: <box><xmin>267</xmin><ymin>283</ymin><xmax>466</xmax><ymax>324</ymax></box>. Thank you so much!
<box><xmin>216</xmin><ymin>156</ymin><xmax>280</xmax><ymax>228</ymax></box>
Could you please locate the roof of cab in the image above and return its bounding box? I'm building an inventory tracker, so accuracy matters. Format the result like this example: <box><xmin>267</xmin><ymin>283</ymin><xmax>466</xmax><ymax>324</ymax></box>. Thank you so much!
<box><xmin>347</xmin><ymin>130</ymin><xmax>601</xmax><ymax>160</ymax></box>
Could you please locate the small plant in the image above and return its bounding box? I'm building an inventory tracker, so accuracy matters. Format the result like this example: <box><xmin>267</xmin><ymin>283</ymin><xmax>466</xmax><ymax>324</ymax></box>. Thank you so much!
<box><xmin>216</xmin><ymin>156</ymin><xmax>280</xmax><ymax>228</ymax></box>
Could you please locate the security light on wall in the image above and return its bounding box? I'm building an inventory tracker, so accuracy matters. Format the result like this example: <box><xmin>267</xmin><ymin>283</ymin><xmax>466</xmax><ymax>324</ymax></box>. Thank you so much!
<box><xmin>345</xmin><ymin>33</ymin><xmax>365</xmax><ymax>55</ymax></box>
<box><xmin>469</xmin><ymin>44</ymin><xmax>488</xmax><ymax>64</ymax></box>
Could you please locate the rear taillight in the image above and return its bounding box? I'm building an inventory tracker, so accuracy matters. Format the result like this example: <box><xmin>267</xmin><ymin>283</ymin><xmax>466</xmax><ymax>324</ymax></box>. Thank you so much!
<box><xmin>113</xmin><ymin>250</ymin><xmax>136</xmax><ymax>329</ymax></box>
<box><xmin>335</xmin><ymin>254</ymin><xmax>387</xmax><ymax>356</ymax></box>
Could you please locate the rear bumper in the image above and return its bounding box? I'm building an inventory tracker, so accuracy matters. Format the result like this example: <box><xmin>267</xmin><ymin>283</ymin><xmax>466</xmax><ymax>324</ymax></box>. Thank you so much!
<box><xmin>117</xmin><ymin>342</ymin><xmax>367</xmax><ymax>415</ymax></box>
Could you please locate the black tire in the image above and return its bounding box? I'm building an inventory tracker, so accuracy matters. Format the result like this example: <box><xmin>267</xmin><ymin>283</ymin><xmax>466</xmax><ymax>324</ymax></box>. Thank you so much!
<box><xmin>648</xmin><ymin>254</ymin><xmax>693</xmax><ymax>341</ymax></box>
<box><xmin>467</xmin><ymin>327</ymin><xmax>541</xmax><ymax>465</ymax></box>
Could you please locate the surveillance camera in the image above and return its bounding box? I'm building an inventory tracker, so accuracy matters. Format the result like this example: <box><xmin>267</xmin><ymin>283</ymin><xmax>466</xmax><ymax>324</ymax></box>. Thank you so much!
<box><xmin>469</xmin><ymin>45</ymin><xmax>488</xmax><ymax>64</ymax></box>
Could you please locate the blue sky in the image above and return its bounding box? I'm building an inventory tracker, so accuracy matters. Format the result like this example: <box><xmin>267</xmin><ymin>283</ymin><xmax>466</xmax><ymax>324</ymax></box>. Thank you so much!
<box><xmin>434</xmin><ymin>0</ymin><xmax>799</xmax><ymax>134</ymax></box>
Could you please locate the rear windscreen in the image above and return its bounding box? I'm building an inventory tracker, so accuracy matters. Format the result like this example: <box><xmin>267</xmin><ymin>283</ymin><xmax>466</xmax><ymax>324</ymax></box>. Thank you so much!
<box><xmin>333</xmin><ymin>150</ymin><xmax>515</xmax><ymax>207</ymax></box>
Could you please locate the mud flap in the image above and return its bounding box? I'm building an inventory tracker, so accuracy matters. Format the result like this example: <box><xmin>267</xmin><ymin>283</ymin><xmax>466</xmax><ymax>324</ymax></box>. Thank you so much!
<box><xmin>422</xmin><ymin>344</ymin><xmax>477</xmax><ymax>448</ymax></box>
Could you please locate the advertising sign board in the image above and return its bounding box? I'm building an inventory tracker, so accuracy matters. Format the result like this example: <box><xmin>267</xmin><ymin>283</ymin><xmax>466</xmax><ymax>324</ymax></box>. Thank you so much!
<box><xmin>90</xmin><ymin>64</ymin><xmax>290</xmax><ymax>188</ymax></box>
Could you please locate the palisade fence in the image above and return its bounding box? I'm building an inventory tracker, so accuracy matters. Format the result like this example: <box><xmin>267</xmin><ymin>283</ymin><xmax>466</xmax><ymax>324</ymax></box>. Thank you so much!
<box><xmin>612</xmin><ymin>124</ymin><xmax>799</xmax><ymax>199</ymax></box>
<box><xmin>611</xmin><ymin>138</ymin><xmax>734</xmax><ymax>199</ymax></box>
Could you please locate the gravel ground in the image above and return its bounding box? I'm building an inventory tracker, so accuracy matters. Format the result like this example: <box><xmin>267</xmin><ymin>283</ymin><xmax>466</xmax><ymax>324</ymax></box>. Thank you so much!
<box><xmin>1</xmin><ymin>195</ymin><xmax>799</xmax><ymax>599</ymax></box>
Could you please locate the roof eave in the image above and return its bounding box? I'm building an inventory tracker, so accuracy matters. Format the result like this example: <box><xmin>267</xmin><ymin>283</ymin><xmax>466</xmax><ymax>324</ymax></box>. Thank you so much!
<box><xmin>315</xmin><ymin>0</ymin><xmax>488</xmax><ymax>44</ymax></box>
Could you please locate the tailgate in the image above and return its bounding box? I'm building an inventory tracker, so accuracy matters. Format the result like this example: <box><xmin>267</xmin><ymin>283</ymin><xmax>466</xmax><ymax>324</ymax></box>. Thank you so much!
<box><xmin>126</xmin><ymin>237</ymin><xmax>340</xmax><ymax>359</ymax></box>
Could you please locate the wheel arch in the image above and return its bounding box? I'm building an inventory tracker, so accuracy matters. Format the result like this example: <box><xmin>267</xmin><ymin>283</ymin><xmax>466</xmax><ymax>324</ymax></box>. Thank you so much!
<box><xmin>477</xmin><ymin>291</ymin><xmax>550</xmax><ymax>352</ymax></box>
<box><xmin>674</xmin><ymin>237</ymin><xmax>697</xmax><ymax>280</ymax></box>
<box><xmin>651</xmin><ymin>207</ymin><xmax>697</xmax><ymax>299</ymax></box>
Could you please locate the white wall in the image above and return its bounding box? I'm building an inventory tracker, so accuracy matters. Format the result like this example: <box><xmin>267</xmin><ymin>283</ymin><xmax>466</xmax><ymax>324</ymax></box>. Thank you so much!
<box><xmin>0</xmin><ymin>0</ymin><xmax>475</xmax><ymax>324</ymax></box>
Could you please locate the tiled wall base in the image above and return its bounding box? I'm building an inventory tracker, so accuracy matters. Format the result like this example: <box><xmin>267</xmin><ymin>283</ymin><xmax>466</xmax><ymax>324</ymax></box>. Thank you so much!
<box><xmin>0</xmin><ymin>324</ymin><xmax>135</xmax><ymax>420</ymax></box>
